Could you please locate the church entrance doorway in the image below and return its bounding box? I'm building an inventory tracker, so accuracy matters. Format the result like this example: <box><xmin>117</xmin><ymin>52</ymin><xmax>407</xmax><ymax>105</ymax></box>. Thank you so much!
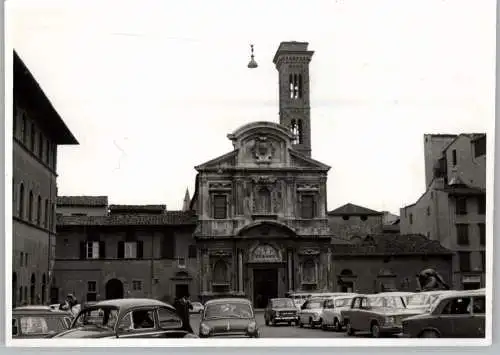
<box><xmin>253</xmin><ymin>268</ymin><xmax>278</xmax><ymax>308</ymax></box>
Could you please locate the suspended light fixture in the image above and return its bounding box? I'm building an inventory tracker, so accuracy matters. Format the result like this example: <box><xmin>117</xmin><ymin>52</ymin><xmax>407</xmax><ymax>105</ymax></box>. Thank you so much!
<box><xmin>247</xmin><ymin>44</ymin><xmax>258</xmax><ymax>69</ymax></box>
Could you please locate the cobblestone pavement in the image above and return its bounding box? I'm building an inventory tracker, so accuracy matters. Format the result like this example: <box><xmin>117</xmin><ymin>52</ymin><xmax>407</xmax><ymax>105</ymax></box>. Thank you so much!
<box><xmin>189</xmin><ymin>312</ymin><xmax>349</xmax><ymax>338</ymax></box>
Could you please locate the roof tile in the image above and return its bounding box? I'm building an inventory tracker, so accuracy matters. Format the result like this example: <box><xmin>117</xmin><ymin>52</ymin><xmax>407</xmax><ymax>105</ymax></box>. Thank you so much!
<box><xmin>57</xmin><ymin>196</ymin><xmax>108</xmax><ymax>207</ymax></box>
<box><xmin>328</xmin><ymin>203</ymin><xmax>383</xmax><ymax>216</ymax></box>
<box><xmin>57</xmin><ymin>210</ymin><xmax>196</xmax><ymax>226</ymax></box>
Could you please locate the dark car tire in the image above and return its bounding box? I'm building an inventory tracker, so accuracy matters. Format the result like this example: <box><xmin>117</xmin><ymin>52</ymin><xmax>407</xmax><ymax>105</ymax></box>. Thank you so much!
<box><xmin>334</xmin><ymin>318</ymin><xmax>342</xmax><ymax>332</ymax></box>
<box><xmin>321</xmin><ymin>322</ymin><xmax>328</xmax><ymax>331</ymax></box>
<box><xmin>420</xmin><ymin>330</ymin><xmax>440</xmax><ymax>338</ymax></box>
<box><xmin>371</xmin><ymin>323</ymin><xmax>381</xmax><ymax>338</ymax></box>
<box><xmin>299</xmin><ymin>320</ymin><xmax>304</xmax><ymax>328</ymax></box>
<box><xmin>288</xmin><ymin>321</ymin><xmax>292</xmax><ymax>326</ymax></box>
<box><xmin>346</xmin><ymin>322</ymin><xmax>355</xmax><ymax>336</ymax></box>
<box><xmin>309</xmin><ymin>317</ymin><xmax>314</xmax><ymax>328</ymax></box>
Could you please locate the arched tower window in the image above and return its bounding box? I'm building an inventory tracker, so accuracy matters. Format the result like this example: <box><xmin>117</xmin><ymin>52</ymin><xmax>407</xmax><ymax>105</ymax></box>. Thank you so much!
<box><xmin>256</xmin><ymin>187</ymin><xmax>271</xmax><ymax>213</ymax></box>
<box><xmin>289</xmin><ymin>73</ymin><xmax>302</xmax><ymax>99</ymax></box>
<box><xmin>37</xmin><ymin>195</ymin><xmax>42</xmax><ymax>225</ymax></box>
<box><xmin>28</xmin><ymin>190</ymin><xmax>34</xmax><ymax>222</ymax></box>
<box><xmin>297</xmin><ymin>120</ymin><xmax>303</xmax><ymax>144</ymax></box>
<box><xmin>290</xmin><ymin>120</ymin><xmax>299</xmax><ymax>144</ymax></box>
<box><xmin>18</xmin><ymin>183</ymin><xmax>24</xmax><ymax>219</ymax></box>
<box><xmin>213</xmin><ymin>260</ymin><xmax>228</xmax><ymax>284</ymax></box>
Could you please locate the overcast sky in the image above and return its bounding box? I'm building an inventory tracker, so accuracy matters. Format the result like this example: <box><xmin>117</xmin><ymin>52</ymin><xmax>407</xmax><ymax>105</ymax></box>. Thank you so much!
<box><xmin>9</xmin><ymin>0</ymin><xmax>496</xmax><ymax>215</ymax></box>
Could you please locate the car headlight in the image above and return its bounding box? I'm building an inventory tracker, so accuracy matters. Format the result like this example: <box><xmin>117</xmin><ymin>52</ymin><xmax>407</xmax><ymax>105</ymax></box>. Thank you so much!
<box><xmin>247</xmin><ymin>321</ymin><xmax>257</xmax><ymax>333</ymax></box>
<box><xmin>385</xmin><ymin>316</ymin><xmax>395</xmax><ymax>325</ymax></box>
<box><xmin>200</xmin><ymin>323</ymin><xmax>211</xmax><ymax>335</ymax></box>
<box><xmin>313</xmin><ymin>312</ymin><xmax>320</xmax><ymax>318</ymax></box>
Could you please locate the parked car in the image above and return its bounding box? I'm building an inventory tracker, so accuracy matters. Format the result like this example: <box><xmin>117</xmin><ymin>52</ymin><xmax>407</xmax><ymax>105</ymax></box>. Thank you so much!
<box><xmin>297</xmin><ymin>297</ymin><xmax>328</xmax><ymax>328</ymax></box>
<box><xmin>376</xmin><ymin>291</ymin><xmax>415</xmax><ymax>306</ymax></box>
<box><xmin>321</xmin><ymin>294</ymin><xmax>357</xmax><ymax>332</ymax></box>
<box><xmin>199</xmin><ymin>298</ymin><xmax>259</xmax><ymax>338</ymax></box>
<box><xmin>190</xmin><ymin>302</ymin><xmax>204</xmax><ymax>314</ymax></box>
<box><xmin>53</xmin><ymin>298</ymin><xmax>197</xmax><ymax>338</ymax></box>
<box><xmin>12</xmin><ymin>306</ymin><xmax>73</xmax><ymax>338</ymax></box>
<box><xmin>342</xmin><ymin>294</ymin><xmax>424</xmax><ymax>337</ymax></box>
<box><xmin>405</xmin><ymin>290</ymin><xmax>455</xmax><ymax>313</ymax></box>
<box><xmin>264</xmin><ymin>298</ymin><xmax>298</xmax><ymax>326</ymax></box>
<box><xmin>285</xmin><ymin>292</ymin><xmax>310</xmax><ymax>310</ymax></box>
<box><xmin>402</xmin><ymin>289</ymin><xmax>486</xmax><ymax>338</ymax></box>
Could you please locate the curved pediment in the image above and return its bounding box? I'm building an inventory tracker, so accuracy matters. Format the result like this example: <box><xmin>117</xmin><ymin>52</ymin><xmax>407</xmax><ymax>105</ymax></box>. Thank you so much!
<box><xmin>236</xmin><ymin>220</ymin><xmax>297</xmax><ymax>238</ymax></box>
<box><xmin>227</xmin><ymin>121</ymin><xmax>295</xmax><ymax>144</ymax></box>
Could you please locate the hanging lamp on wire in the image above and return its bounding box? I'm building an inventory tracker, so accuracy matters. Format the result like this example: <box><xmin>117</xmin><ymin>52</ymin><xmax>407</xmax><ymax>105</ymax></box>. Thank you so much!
<box><xmin>247</xmin><ymin>44</ymin><xmax>258</xmax><ymax>69</ymax></box>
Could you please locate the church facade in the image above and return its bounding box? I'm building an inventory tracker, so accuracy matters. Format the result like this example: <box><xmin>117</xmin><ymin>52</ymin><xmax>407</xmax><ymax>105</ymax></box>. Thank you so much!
<box><xmin>190</xmin><ymin>42</ymin><xmax>333</xmax><ymax>307</ymax></box>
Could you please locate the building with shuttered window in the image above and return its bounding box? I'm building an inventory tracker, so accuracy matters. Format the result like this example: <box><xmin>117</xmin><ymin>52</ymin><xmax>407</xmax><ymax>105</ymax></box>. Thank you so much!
<box><xmin>12</xmin><ymin>51</ymin><xmax>79</xmax><ymax>307</ymax></box>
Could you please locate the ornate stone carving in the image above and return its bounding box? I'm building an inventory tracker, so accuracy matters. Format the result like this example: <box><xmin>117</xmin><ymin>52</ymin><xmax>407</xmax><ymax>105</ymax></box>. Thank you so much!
<box><xmin>249</xmin><ymin>244</ymin><xmax>282</xmax><ymax>263</ymax></box>
<box><xmin>251</xmin><ymin>176</ymin><xmax>277</xmax><ymax>185</ymax></box>
<box><xmin>297</xmin><ymin>183</ymin><xmax>320</xmax><ymax>191</ymax></box>
<box><xmin>208</xmin><ymin>249</ymin><xmax>232</xmax><ymax>257</ymax></box>
<box><xmin>298</xmin><ymin>248</ymin><xmax>320</xmax><ymax>256</ymax></box>
<box><xmin>250</xmin><ymin>136</ymin><xmax>275</xmax><ymax>163</ymax></box>
<box><xmin>209</xmin><ymin>182</ymin><xmax>232</xmax><ymax>190</ymax></box>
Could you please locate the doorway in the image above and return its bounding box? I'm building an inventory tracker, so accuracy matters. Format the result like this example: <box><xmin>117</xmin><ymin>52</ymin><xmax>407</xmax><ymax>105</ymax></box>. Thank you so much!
<box><xmin>253</xmin><ymin>268</ymin><xmax>278</xmax><ymax>308</ymax></box>
<box><xmin>175</xmin><ymin>284</ymin><xmax>189</xmax><ymax>299</ymax></box>
<box><xmin>105</xmin><ymin>279</ymin><xmax>124</xmax><ymax>300</ymax></box>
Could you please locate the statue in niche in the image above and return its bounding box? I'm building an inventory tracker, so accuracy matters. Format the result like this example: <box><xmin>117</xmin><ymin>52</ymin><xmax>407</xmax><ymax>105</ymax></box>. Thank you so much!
<box><xmin>254</xmin><ymin>187</ymin><xmax>272</xmax><ymax>213</ymax></box>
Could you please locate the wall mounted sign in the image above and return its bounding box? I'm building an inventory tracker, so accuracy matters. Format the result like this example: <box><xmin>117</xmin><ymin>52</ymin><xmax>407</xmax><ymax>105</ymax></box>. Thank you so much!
<box><xmin>249</xmin><ymin>244</ymin><xmax>282</xmax><ymax>263</ymax></box>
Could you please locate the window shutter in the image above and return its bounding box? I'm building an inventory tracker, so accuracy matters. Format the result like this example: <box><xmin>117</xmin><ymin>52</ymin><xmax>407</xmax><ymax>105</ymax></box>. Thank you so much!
<box><xmin>99</xmin><ymin>241</ymin><xmax>106</xmax><ymax>259</ymax></box>
<box><xmin>137</xmin><ymin>241</ymin><xmax>144</xmax><ymax>259</ymax></box>
<box><xmin>79</xmin><ymin>242</ymin><xmax>86</xmax><ymax>260</ymax></box>
<box><xmin>117</xmin><ymin>241</ymin><xmax>125</xmax><ymax>259</ymax></box>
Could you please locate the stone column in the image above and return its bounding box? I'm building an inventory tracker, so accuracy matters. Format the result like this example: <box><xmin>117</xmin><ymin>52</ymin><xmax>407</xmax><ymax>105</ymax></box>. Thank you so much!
<box><xmin>203</xmin><ymin>253</ymin><xmax>210</xmax><ymax>292</ymax></box>
<box><xmin>287</xmin><ymin>250</ymin><xmax>293</xmax><ymax>291</ymax></box>
<box><xmin>238</xmin><ymin>250</ymin><xmax>243</xmax><ymax>292</ymax></box>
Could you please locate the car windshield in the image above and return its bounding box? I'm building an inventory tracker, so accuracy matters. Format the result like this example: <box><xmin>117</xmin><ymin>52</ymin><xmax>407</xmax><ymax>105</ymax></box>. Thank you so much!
<box><xmin>334</xmin><ymin>298</ymin><xmax>351</xmax><ymax>307</ymax></box>
<box><xmin>305</xmin><ymin>301</ymin><xmax>323</xmax><ymax>309</ymax></box>
<box><xmin>17</xmin><ymin>316</ymin><xmax>67</xmax><ymax>335</ymax></box>
<box><xmin>272</xmin><ymin>299</ymin><xmax>295</xmax><ymax>308</ymax></box>
<box><xmin>73</xmin><ymin>306</ymin><xmax>119</xmax><ymax>330</ymax></box>
<box><xmin>204</xmin><ymin>302</ymin><xmax>253</xmax><ymax>320</ymax></box>
<box><xmin>368</xmin><ymin>296</ymin><xmax>405</xmax><ymax>309</ymax></box>
<box><xmin>406</xmin><ymin>294</ymin><xmax>430</xmax><ymax>306</ymax></box>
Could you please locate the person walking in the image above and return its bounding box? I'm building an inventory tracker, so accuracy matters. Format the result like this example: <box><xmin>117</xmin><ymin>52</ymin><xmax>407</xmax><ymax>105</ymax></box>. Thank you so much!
<box><xmin>174</xmin><ymin>295</ymin><xmax>193</xmax><ymax>333</ymax></box>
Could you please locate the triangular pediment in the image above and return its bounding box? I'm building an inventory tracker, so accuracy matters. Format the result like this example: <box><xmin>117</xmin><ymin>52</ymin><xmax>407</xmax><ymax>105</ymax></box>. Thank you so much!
<box><xmin>195</xmin><ymin>150</ymin><xmax>238</xmax><ymax>171</ymax></box>
<box><xmin>289</xmin><ymin>149</ymin><xmax>330</xmax><ymax>171</ymax></box>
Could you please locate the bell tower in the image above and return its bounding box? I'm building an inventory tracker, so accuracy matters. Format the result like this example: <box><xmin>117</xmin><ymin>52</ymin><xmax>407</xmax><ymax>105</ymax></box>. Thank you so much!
<box><xmin>273</xmin><ymin>41</ymin><xmax>314</xmax><ymax>157</ymax></box>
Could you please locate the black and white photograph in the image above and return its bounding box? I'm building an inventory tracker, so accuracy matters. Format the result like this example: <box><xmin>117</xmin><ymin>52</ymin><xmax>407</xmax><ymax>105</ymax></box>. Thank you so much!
<box><xmin>5</xmin><ymin>0</ymin><xmax>494</xmax><ymax>346</ymax></box>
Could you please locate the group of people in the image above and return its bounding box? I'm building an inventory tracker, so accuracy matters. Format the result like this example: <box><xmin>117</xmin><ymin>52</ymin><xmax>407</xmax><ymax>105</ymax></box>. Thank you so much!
<box><xmin>58</xmin><ymin>294</ymin><xmax>81</xmax><ymax>316</ymax></box>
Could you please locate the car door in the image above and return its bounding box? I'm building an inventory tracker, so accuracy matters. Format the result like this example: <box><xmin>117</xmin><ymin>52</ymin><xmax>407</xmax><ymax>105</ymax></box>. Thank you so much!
<box><xmin>347</xmin><ymin>297</ymin><xmax>361</xmax><ymax>329</ymax></box>
<box><xmin>470</xmin><ymin>295</ymin><xmax>486</xmax><ymax>338</ymax></box>
<box><xmin>299</xmin><ymin>301</ymin><xmax>310</xmax><ymax>323</ymax></box>
<box><xmin>357</xmin><ymin>297</ymin><xmax>371</xmax><ymax>332</ymax></box>
<box><xmin>116</xmin><ymin>307</ymin><xmax>159</xmax><ymax>338</ymax></box>
<box><xmin>154</xmin><ymin>306</ymin><xmax>192</xmax><ymax>338</ymax></box>
<box><xmin>437</xmin><ymin>296</ymin><xmax>471</xmax><ymax>338</ymax></box>
<box><xmin>322</xmin><ymin>299</ymin><xmax>334</xmax><ymax>325</ymax></box>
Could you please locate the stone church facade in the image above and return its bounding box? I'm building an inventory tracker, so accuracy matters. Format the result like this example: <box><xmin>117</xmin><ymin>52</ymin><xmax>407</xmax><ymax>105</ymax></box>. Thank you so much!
<box><xmin>190</xmin><ymin>42</ymin><xmax>333</xmax><ymax>307</ymax></box>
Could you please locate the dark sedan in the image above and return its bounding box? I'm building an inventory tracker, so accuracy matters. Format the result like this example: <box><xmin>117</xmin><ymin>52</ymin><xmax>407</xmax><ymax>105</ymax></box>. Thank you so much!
<box><xmin>199</xmin><ymin>298</ymin><xmax>259</xmax><ymax>338</ymax></box>
<box><xmin>13</xmin><ymin>306</ymin><xmax>73</xmax><ymax>338</ymax></box>
<box><xmin>264</xmin><ymin>298</ymin><xmax>298</xmax><ymax>326</ymax></box>
<box><xmin>53</xmin><ymin>298</ymin><xmax>197</xmax><ymax>338</ymax></box>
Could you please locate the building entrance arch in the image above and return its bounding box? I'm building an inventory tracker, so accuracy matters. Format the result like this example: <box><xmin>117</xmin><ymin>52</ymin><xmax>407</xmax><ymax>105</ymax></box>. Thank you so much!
<box><xmin>105</xmin><ymin>279</ymin><xmax>124</xmax><ymax>300</ymax></box>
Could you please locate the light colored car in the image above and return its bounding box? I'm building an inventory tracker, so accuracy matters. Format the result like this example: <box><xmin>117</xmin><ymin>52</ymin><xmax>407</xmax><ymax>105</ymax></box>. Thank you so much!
<box><xmin>321</xmin><ymin>294</ymin><xmax>357</xmax><ymax>332</ymax></box>
<box><xmin>376</xmin><ymin>291</ymin><xmax>415</xmax><ymax>306</ymax></box>
<box><xmin>190</xmin><ymin>301</ymin><xmax>204</xmax><ymax>314</ymax></box>
<box><xmin>405</xmin><ymin>290</ymin><xmax>455</xmax><ymax>313</ymax></box>
<box><xmin>297</xmin><ymin>298</ymin><xmax>327</xmax><ymax>328</ymax></box>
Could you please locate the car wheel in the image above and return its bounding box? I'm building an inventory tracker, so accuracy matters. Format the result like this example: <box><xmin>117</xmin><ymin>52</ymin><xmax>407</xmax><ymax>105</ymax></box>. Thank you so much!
<box><xmin>288</xmin><ymin>321</ymin><xmax>292</xmax><ymax>326</ymax></box>
<box><xmin>334</xmin><ymin>318</ymin><xmax>342</xmax><ymax>332</ymax></box>
<box><xmin>309</xmin><ymin>317</ymin><xmax>314</xmax><ymax>328</ymax></box>
<box><xmin>371</xmin><ymin>323</ymin><xmax>381</xmax><ymax>338</ymax></box>
<box><xmin>346</xmin><ymin>322</ymin><xmax>355</xmax><ymax>336</ymax></box>
<box><xmin>321</xmin><ymin>322</ymin><xmax>328</xmax><ymax>331</ymax></box>
<box><xmin>420</xmin><ymin>330</ymin><xmax>439</xmax><ymax>338</ymax></box>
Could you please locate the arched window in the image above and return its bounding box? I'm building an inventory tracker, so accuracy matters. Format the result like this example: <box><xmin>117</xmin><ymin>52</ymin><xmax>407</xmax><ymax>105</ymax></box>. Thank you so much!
<box><xmin>44</xmin><ymin>199</ymin><xmax>49</xmax><ymax>228</ymax></box>
<box><xmin>302</xmin><ymin>259</ymin><xmax>316</xmax><ymax>283</ymax></box>
<box><xmin>41</xmin><ymin>274</ymin><xmax>46</xmax><ymax>304</ymax></box>
<box><xmin>30</xmin><ymin>123</ymin><xmax>36</xmax><ymax>151</ymax></box>
<box><xmin>13</xmin><ymin>273</ymin><xmax>17</xmax><ymax>308</ymax></box>
<box><xmin>213</xmin><ymin>260</ymin><xmax>228</xmax><ymax>284</ymax></box>
<box><xmin>30</xmin><ymin>274</ymin><xmax>36</xmax><ymax>304</ymax></box>
<box><xmin>37</xmin><ymin>195</ymin><xmax>42</xmax><ymax>225</ymax></box>
<box><xmin>256</xmin><ymin>187</ymin><xmax>271</xmax><ymax>213</ymax></box>
<box><xmin>18</xmin><ymin>183</ymin><xmax>24</xmax><ymax>219</ymax></box>
<box><xmin>290</xmin><ymin>120</ymin><xmax>299</xmax><ymax>144</ymax></box>
<box><xmin>28</xmin><ymin>190</ymin><xmax>34</xmax><ymax>222</ymax></box>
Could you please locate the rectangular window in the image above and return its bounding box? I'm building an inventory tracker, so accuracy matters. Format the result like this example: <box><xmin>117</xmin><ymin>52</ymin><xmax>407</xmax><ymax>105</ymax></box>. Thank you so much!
<box><xmin>473</xmin><ymin>136</ymin><xmax>486</xmax><ymax>158</ymax></box>
<box><xmin>452</xmin><ymin>149</ymin><xmax>457</xmax><ymax>166</ymax></box>
<box><xmin>455</xmin><ymin>197</ymin><xmax>467</xmax><ymax>215</ymax></box>
<box><xmin>456</xmin><ymin>224</ymin><xmax>469</xmax><ymax>245</ymax></box>
<box><xmin>132</xmin><ymin>280</ymin><xmax>142</xmax><ymax>291</ymax></box>
<box><xmin>409</xmin><ymin>213</ymin><xmax>413</xmax><ymax>224</ymax></box>
<box><xmin>124</xmin><ymin>242</ymin><xmax>137</xmax><ymax>258</ymax></box>
<box><xmin>87</xmin><ymin>281</ymin><xmax>97</xmax><ymax>293</ymax></box>
<box><xmin>458</xmin><ymin>251</ymin><xmax>471</xmax><ymax>272</ymax></box>
<box><xmin>86</xmin><ymin>241</ymin><xmax>100</xmax><ymax>259</ymax></box>
<box><xmin>477</xmin><ymin>195</ymin><xmax>486</xmax><ymax>215</ymax></box>
<box><xmin>213</xmin><ymin>195</ymin><xmax>227</xmax><ymax>219</ymax></box>
<box><xmin>301</xmin><ymin>195</ymin><xmax>315</xmax><ymax>219</ymax></box>
<box><xmin>479</xmin><ymin>223</ymin><xmax>485</xmax><ymax>246</ymax></box>
<box><xmin>177</xmin><ymin>257</ymin><xmax>186</xmax><ymax>268</ymax></box>
<box><xmin>480</xmin><ymin>251</ymin><xmax>486</xmax><ymax>271</ymax></box>
<box><xmin>188</xmin><ymin>245</ymin><xmax>197</xmax><ymax>258</ymax></box>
